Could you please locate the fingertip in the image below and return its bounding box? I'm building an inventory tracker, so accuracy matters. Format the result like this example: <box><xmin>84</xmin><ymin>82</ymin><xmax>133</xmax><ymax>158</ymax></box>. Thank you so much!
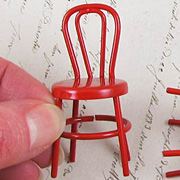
<box><xmin>26</xmin><ymin>103</ymin><xmax>66</xmax><ymax>151</ymax></box>
<box><xmin>0</xmin><ymin>56</ymin><xmax>55</xmax><ymax>103</ymax></box>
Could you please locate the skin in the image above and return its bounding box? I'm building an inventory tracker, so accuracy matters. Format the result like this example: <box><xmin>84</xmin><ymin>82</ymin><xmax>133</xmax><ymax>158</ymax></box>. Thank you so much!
<box><xmin>0</xmin><ymin>57</ymin><xmax>65</xmax><ymax>180</ymax></box>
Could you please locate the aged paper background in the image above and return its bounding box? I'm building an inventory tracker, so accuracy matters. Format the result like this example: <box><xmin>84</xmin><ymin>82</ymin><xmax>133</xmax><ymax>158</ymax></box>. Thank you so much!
<box><xmin>0</xmin><ymin>0</ymin><xmax>180</xmax><ymax>179</ymax></box>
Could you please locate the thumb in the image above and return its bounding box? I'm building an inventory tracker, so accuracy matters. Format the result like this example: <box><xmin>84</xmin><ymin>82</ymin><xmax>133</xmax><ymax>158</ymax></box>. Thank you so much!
<box><xmin>0</xmin><ymin>99</ymin><xmax>65</xmax><ymax>169</ymax></box>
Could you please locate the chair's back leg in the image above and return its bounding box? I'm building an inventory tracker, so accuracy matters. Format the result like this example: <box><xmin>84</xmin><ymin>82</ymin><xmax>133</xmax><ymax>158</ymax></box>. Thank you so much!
<box><xmin>113</xmin><ymin>96</ymin><xmax>130</xmax><ymax>176</ymax></box>
<box><xmin>124</xmin><ymin>134</ymin><xmax>131</xmax><ymax>161</ymax></box>
<box><xmin>70</xmin><ymin>100</ymin><xmax>79</xmax><ymax>162</ymax></box>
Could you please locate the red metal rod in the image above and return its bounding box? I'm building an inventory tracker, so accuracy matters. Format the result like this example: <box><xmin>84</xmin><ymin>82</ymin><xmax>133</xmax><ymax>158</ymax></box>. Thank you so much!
<box><xmin>166</xmin><ymin>170</ymin><xmax>180</xmax><ymax>178</ymax></box>
<box><xmin>168</xmin><ymin>119</ymin><xmax>180</xmax><ymax>125</ymax></box>
<box><xmin>163</xmin><ymin>150</ymin><xmax>180</xmax><ymax>157</ymax></box>
<box><xmin>51</xmin><ymin>99</ymin><xmax>62</xmax><ymax>178</ymax></box>
<box><xmin>51</xmin><ymin>138</ymin><xmax>60</xmax><ymax>178</ymax></box>
<box><xmin>167</xmin><ymin>87</ymin><xmax>180</xmax><ymax>95</ymax></box>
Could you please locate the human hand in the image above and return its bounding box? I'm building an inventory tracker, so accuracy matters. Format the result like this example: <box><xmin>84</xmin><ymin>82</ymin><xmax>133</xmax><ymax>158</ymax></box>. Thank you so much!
<box><xmin>0</xmin><ymin>57</ymin><xmax>65</xmax><ymax>180</ymax></box>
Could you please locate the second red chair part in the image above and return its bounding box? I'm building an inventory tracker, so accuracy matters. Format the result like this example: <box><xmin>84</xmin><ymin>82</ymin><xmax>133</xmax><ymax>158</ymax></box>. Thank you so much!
<box><xmin>163</xmin><ymin>87</ymin><xmax>180</xmax><ymax>178</ymax></box>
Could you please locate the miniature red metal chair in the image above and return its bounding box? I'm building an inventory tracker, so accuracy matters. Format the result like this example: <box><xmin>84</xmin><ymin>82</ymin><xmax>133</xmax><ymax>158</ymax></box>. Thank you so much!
<box><xmin>163</xmin><ymin>87</ymin><xmax>180</xmax><ymax>178</ymax></box>
<box><xmin>51</xmin><ymin>4</ymin><xmax>131</xmax><ymax>178</ymax></box>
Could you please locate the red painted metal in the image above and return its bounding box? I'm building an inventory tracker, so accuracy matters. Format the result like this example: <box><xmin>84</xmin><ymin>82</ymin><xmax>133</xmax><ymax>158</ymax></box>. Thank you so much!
<box><xmin>166</xmin><ymin>170</ymin><xmax>180</xmax><ymax>178</ymax></box>
<box><xmin>53</xmin><ymin>78</ymin><xmax>128</xmax><ymax>100</ymax></box>
<box><xmin>62</xmin><ymin>117</ymin><xmax>131</xmax><ymax>140</ymax></box>
<box><xmin>168</xmin><ymin>119</ymin><xmax>180</xmax><ymax>126</ymax></box>
<box><xmin>51</xmin><ymin>4</ymin><xmax>131</xmax><ymax>178</ymax></box>
<box><xmin>163</xmin><ymin>150</ymin><xmax>180</xmax><ymax>157</ymax></box>
<box><xmin>163</xmin><ymin>87</ymin><xmax>180</xmax><ymax>178</ymax></box>
<box><xmin>167</xmin><ymin>87</ymin><xmax>180</xmax><ymax>95</ymax></box>
<box><xmin>51</xmin><ymin>99</ymin><xmax>62</xmax><ymax>178</ymax></box>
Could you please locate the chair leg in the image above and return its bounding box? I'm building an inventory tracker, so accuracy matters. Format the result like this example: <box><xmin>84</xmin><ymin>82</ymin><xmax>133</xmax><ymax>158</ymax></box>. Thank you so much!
<box><xmin>113</xmin><ymin>97</ymin><xmax>130</xmax><ymax>176</ymax></box>
<box><xmin>168</xmin><ymin>119</ymin><xmax>180</xmax><ymax>126</ymax></box>
<box><xmin>70</xmin><ymin>100</ymin><xmax>79</xmax><ymax>162</ymax></box>
<box><xmin>51</xmin><ymin>138</ymin><xmax>61</xmax><ymax>178</ymax></box>
<box><xmin>51</xmin><ymin>99</ymin><xmax>62</xmax><ymax>178</ymax></box>
<box><xmin>124</xmin><ymin>134</ymin><xmax>131</xmax><ymax>161</ymax></box>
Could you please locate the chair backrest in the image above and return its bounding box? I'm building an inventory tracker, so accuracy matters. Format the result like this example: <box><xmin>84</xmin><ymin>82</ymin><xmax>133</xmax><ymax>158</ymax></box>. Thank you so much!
<box><xmin>62</xmin><ymin>4</ymin><xmax>121</xmax><ymax>80</ymax></box>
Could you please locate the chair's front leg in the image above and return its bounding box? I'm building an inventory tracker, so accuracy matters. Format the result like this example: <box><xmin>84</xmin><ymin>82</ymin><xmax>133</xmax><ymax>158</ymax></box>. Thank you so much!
<box><xmin>113</xmin><ymin>97</ymin><xmax>129</xmax><ymax>176</ymax></box>
<box><xmin>70</xmin><ymin>100</ymin><xmax>79</xmax><ymax>162</ymax></box>
<box><xmin>51</xmin><ymin>138</ymin><xmax>61</xmax><ymax>178</ymax></box>
<box><xmin>51</xmin><ymin>99</ymin><xmax>63</xmax><ymax>178</ymax></box>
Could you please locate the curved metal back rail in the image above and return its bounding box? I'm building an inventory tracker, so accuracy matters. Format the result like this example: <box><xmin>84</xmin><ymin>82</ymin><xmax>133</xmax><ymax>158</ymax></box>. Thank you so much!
<box><xmin>62</xmin><ymin>4</ymin><xmax>121</xmax><ymax>79</ymax></box>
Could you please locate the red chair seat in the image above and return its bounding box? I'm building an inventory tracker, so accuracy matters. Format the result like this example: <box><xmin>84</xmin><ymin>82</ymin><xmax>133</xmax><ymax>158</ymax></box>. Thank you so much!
<box><xmin>53</xmin><ymin>78</ymin><xmax>128</xmax><ymax>100</ymax></box>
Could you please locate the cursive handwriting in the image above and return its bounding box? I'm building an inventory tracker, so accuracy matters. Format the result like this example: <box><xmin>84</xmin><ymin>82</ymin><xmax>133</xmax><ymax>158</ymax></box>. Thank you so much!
<box><xmin>155</xmin><ymin>160</ymin><xmax>168</xmax><ymax>180</ymax></box>
<box><xmin>44</xmin><ymin>52</ymin><xmax>54</xmax><ymax>79</ymax></box>
<box><xmin>146</xmin><ymin>65</ymin><xmax>165</xmax><ymax>89</ymax></box>
<box><xmin>79</xmin><ymin>103</ymin><xmax>87</xmax><ymax>128</ymax></box>
<box><xmin>103</xmin><ymin>151</ymin><xmax>120</xmax><ymax>180</ymax></box>
<box><xmin>169</xmin><ymin>63</ymin><xmax>180</xmax><ymax>111</ymax></box>
<box><xmin>52</xmin><ymin>43</ymin><xmax>61</xmax><ymax>56</ymax></box>
<box><xmin>158</xmin><ymin>0</ymin><xmax>179</xmax><ymax>73</ymax></box>
<box><xmin>20</xmin><ymin>0</ymin><xmax>28</xmax><ymax>14</ymax></box>
<box><xmin>32</xmin><ymin>20</ymin><xmax>43</xmax><ymax>53</ymax></box>
<box><xmin>134</xmin><ymin>77</ymin><xmax>160</xmax><ymax>173</ymax></box>
<box><xmin>110</xmin><ymin>0</ymin><xmax>117</xmax><ymax>8</ymax></box>
<box><xmin>63</xmin><ymin>165</ymin><xmax>73</xmax><ymax>176</ymax></box>
<box><xmin>43</xmin><ymin>0</ymin><xmax>53</xmax><ymax>25</ymax></box>
<box><xmin>32</xmin><ymin>0</ymin><xmax>53</xmax><ymax>53</ymax></box>
<box><xmin>6</xmin><ymin>21</ymin><xmax>21</xmax><ymax>58</ymax></box>
<box><xmin>66</xmin><ymin>69</ymin><xmax>74</xmax><ymax>79</ymax></box>
<box><xmin>162</xmin><ymin>125</ymin><xmax>175</xmax><ymax>151</ymax></box>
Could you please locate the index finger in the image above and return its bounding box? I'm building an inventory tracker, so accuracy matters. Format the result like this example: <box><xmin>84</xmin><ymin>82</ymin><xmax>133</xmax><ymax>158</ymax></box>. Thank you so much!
<box><xmin>0</xmin><ymin>57</ymin><xmax>54</xmax><ymax>103</ymax></box>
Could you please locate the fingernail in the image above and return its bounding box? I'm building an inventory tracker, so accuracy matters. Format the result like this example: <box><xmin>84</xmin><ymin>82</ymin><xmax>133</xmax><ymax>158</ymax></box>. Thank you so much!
<box><xmin>26</xmin><ymin>104</ymin><xmax>65</xmax><ymax>150</ymax></box>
